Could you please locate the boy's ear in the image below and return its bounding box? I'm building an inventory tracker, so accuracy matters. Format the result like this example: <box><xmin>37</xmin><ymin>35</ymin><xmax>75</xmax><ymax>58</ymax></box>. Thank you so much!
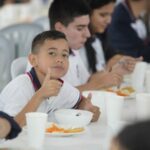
<box><xmin>55</xmin><ymin>22</ymin><xmax>65</xmax><ymax>32</ymax></box>
<box><xmin>28</xmin><ymin>53</ymin><xmax>37</xmax><ymax>67</ymax></box>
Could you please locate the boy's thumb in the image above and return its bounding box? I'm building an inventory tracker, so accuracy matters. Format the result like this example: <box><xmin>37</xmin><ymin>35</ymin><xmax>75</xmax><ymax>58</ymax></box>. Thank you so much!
<box><xmin>45</xmin><ymin>68</ymin><xmax>52</xmax><ymax>81</ymax></box>
<box><xmin>87</xmin><ymin>93</ymin><xmax>92</xmax><ymax>101</ymax></box>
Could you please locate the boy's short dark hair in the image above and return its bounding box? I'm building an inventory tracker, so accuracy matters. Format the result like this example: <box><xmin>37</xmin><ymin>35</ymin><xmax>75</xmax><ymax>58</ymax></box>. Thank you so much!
<box><xmin>31</xmin><ymin>30</ymin><xmax>67</xmax><ymax>54</ymax></box>
<box><xmin>48</xmin><ymin>0</ymin><xmax>91</xmax><ymax>29</ymax></box>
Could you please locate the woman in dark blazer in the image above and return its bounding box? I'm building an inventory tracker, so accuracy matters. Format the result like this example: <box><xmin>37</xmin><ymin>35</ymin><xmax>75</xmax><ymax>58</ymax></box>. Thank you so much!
<box><xmin>107</xmin><ymin>0</ymin><xmax>150</xmax><ymax>62</ymax></box>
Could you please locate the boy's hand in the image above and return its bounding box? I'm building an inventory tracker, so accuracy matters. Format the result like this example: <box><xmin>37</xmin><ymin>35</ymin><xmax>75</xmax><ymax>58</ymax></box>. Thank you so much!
<box><xmin>112</xmin><ymin>56</ymin><xmax>143</xmax><ymax>75</ymax></box>
<box><xmin>89</xmin><ymin>71</ymin><xmax>123</xmax><ymax>89</ymax></box>
<box><xmin>40</xmin><ymin>68</ymin><xmax>62</xmax><ymax>99</ymax></box>
<box><xmin>78</xmin><ymin>93</ymin><xmax>100</xmax><ymax>122</ymax></box>
<box><xmin>99</xmin><ymin>71</ymin><xmax>123</xmax><ymax>87</ymax></box>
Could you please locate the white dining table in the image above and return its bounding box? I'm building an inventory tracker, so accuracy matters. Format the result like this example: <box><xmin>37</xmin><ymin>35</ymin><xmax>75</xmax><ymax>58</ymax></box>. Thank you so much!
<box><xmin>0</xmin><ymin>98</ymin><xmax>137</xmax><ymax>150</ymax></box>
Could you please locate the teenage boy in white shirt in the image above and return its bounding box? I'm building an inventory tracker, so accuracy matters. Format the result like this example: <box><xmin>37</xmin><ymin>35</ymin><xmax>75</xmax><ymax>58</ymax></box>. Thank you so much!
<box><xmin>0</xmin><ymin>30</ymin><xmax>100</xmax><ymax>127</ymax></box>
<box><xmin>48</xmin><ymin>0</ymin><xmax>123</xmax><ymax>91</ymax></box>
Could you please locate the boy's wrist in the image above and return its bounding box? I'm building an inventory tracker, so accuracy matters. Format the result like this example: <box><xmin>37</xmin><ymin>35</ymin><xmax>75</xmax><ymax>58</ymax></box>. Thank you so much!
<box><xmin>35</xmin><ymin>89</ymin><xmax>45</xmax><ymax>102</ymax></box>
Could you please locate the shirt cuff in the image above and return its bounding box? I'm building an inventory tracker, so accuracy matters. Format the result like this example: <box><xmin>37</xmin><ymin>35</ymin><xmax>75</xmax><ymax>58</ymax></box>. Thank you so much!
<box><xmin>73</xmin><ymin>94</ymin><xmax>83</xmax><ymax>109</ymax></box>
<box><xmin>0</xmin><ymin>111</ymin><xmax>21</xmax><ymax>139</ymax></box>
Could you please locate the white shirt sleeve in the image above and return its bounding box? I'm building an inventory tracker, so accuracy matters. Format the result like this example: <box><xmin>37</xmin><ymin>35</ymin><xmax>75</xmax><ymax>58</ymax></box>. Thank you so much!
<box><xmin>0</xmin><ymin>75</ymin><xmax>35</xmax><ymax>116</ymax></box>
<box><xmin>0</xmin><ymin>75</ymin><xmax>80</xmax><ymax>119</ymax></box>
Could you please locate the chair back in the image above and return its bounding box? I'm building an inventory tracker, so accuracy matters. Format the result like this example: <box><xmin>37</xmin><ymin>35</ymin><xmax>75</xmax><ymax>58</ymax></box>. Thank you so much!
<box><xmin>11</xmin><ymin>57</ymin><xmax>28</xmax><ymax>79</ymax></box>
<box><xmin>0</xmin><ymin>23</ymin><xmax>43</xmax><ymax>57</ymax></box>
<box><xmin>0</xmin><ymin>35</ymin><xmax>15</xmax><ymax>91</ymax></box>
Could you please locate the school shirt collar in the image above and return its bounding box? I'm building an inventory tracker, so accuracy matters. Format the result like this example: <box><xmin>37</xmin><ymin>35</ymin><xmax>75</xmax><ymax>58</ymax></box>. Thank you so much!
<box><xmin>69</xmin><ymin>48</ymin><xmax>75</xmax><ymax>56</ymax></box>
<box><xmin>27</xmin><ymin>68</ymin><xmax>41</xmax><ymax>91</ymax></box>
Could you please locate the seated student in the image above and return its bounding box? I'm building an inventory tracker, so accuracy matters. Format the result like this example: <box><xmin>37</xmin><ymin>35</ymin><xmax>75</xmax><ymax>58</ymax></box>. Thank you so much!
<box><xmin>110</xmin><ymin>120</ymin><xmax>150</xmax><ymax>150</ymax></box>
<box><xmin>49</xmin><ymin>0</ymin><xmax>123</xmax><ymax>92</ymax></box>
<box><xmin>80</xmin><ymin>0</ymin><xmax>141</xmax><ymax>75</ymax></box>
<box><xmin>0</xmin><ymin>30</ymin><xmax>100</xmax><ymax>126</ymax></box>
<box><xmin>0</xmin><ymin>111</ymin><xmax>21</xmax><ymax>140</ymax></box>
<box><xmin>107</xmin><ymin>0</ymin><xmax>150</xmax><ymax>62</ymax></box>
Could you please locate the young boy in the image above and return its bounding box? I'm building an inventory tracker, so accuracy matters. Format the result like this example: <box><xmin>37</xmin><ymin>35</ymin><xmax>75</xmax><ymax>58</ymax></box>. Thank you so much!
<box><xmin>49</xmin><ymin>0</ymin><xmax>123</xmax><ymax>91</ymax></box>
<box><xmin>0</xmin><ymin>30</ymin><xmax>100</xmax><ymax>126</ymax></box>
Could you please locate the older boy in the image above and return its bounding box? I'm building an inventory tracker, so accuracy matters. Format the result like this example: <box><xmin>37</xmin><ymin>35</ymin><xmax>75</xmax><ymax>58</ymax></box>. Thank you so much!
<box><xmin>49</xmin><ymin>0</ymin><xmax>123</xmax><ymax>91</ymax></box>
<box><xmin>0</xmin><ymin>31</ymin><xmax>99</xmax><ymax>126</ymax></box>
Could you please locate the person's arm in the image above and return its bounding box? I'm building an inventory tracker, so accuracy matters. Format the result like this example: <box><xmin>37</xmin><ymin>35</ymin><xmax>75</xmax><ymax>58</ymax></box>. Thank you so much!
<box><xmin>76</xmin><ymin>71</ymin><xmax>123</xmax><ymax>92</ymax></box>
<box><xmin>0</xmin><ymin>118</ymin><xmax>11</xmax><ymax>139</ymax></box>
<box><xmin>111</xmin><ymin>56</ymin><xmax>143</xmax><ymax>75</ymax></box>
<box><xmin>14</xmin><ymin>90</ymin><xmax>45</xmax><ymax>127</ymax></box>
<box><xmin>15</xmin><ymin>68</ymin><xmax>62</xmax><ymax>127</ymax></box>
<box><xmin>106</xmin><ymin>54</ymin><xmax>123</xmax><ymax>70</ymax></box>
<box><xmin>0</xmin><ymin>111</ymin><xmax>21</xmax><ymax>139</ymax></box>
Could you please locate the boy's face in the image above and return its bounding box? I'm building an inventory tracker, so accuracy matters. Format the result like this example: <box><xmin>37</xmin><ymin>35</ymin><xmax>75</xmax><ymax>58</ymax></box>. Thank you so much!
<box><xmin>58</xmin><ymin>15</ymin><xmax>91</xmax><ymax>50</ymax></box>
<box><xmin>90</xmin><ymin>2</ymin><xmax>115</xmax><ymax>34</ymax></box>
<box><xmin>32</xmin><ymin>39</ymin><xmax>69</xmax><ymax>79</ymax></box>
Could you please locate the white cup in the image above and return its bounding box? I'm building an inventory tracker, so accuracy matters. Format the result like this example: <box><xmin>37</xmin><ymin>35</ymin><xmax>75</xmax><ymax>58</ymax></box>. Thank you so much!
<box><xmin>131</xmin><ymin>62</ymin><xmax>147</xmax><ymax>92</ymax></box>
<box><xmin>145</xmin><ymin>70</ymin><xmax>150</xmax><ymax>93</ymax></box>
<box><xmin>26</xmin><ymin>112</ymin><xmax>48</xmax><ymax>148</ymax></box>
<box><xmin>105</xmin><ymin>92</ymin><xmax>124</xmax><ymax>128</ymax></box>
<box><xmin>136</xmin><ymin>93</ymin><xmax>150</xmax><ymax>121</ymax></box>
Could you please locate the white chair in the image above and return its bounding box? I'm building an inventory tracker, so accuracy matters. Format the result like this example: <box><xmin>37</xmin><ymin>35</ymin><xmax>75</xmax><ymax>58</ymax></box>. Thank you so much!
<box><xmin>11</xmin><ymin>57</ymin><xmax>28</xmax><ymax>79</ymax></box>
<box><xmin>0</xmin><ymin>35</ymin><xmax>15</xmax><ymax>91</ymax></box>
<box><xmin>0</xmin><ymin>23</ymin><xmax>44</xmax><ymax>57</ymax></box>
<box><xmin>33</xmin><ymin>16</ymin><xmax>50</xmax><ymax>30</ymax></box>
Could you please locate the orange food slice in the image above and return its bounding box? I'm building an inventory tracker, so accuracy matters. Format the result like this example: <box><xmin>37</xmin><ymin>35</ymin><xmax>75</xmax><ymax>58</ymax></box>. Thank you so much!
<box><xmin>46</xmin><ymin>123</ymin><xmax>84</xmax><ymax>133</ymax></box>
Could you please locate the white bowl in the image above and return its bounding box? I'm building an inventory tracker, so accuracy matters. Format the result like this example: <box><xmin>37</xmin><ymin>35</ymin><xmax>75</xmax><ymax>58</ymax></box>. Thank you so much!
<box><xmin>54</xmin><ymin>109</ymin><xmax>93</xmax><ymax>127</ymax></box>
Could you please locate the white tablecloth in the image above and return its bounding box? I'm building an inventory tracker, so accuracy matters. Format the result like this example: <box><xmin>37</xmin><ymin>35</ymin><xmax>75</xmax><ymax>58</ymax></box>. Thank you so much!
<box><xmin>0</xmin><ymin>99</ymin><xmax>137</xmax><ymax>150</ymax></box>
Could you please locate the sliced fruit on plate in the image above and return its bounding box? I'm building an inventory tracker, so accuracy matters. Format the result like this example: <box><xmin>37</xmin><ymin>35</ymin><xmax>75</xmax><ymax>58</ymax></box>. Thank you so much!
<box><xmin>46</xmin><ymin>123</ymin><xmax>84</xmax><ymax>133</ymax></box>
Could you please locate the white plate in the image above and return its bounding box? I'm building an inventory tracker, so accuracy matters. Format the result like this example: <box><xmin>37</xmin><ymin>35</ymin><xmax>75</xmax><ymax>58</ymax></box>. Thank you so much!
<box><xmin>23</xmin><ymin>122</ymin><xmax>86</xmax><ymax>137</ymax></box>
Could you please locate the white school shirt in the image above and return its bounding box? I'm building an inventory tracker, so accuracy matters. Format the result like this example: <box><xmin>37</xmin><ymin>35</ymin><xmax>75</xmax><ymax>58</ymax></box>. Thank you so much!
<box><xmin>62</xmin><ymin>50</ymin><xmax>90</xmax><ymax>86</ymax></box>
<box><xmin>0</xmin><ymin>74</ymin><xmax>80</xmax><ymax>121</ymax></box>
<box><xmin>131</xmin><ymin>19</ymin><xmax>147</xmax><ymax>40</ymax></box>
<box><xmin>80</xmin><ymin>37</ymin><xmax>106</xmax><ymax>73</ymax></box>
